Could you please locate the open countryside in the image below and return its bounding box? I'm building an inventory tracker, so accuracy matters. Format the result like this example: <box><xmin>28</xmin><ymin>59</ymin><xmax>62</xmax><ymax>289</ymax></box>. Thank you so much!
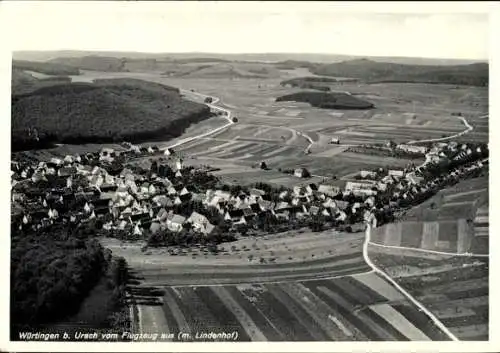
<box><xmin>11</xmin><ymin>51</ymin><xmax>488</xmax><ymax>342</ymax></box>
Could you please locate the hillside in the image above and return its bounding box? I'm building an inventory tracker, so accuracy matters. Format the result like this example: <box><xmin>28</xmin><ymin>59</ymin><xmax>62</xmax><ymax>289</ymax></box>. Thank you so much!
<box><xmin>276</xmin><ymin>91</ymin><xmax>374</xmax><ymax>110</ymax></box>
<box><xmin>310</xmin><ymin>59</ymin><xmax>489</xmax><ymax>86</ymax></box>
<box><xmin>12</xmin><ymin>69</ymin><xmax>74</xmax><ymax>95</ymax></box>
<box><xmin>48</xmin><ymin>56</ymin><xmax>281</xmax><ymax>78</ymax></box>
<box><xmin>11</xmin><ymin>79</ymin><xmax>210</xmax><ymax>151</ymax></box>
<box><xmin>12</xmin><ymin>60</ymin><xmax>80</xmax><ymax>76</ymax></box>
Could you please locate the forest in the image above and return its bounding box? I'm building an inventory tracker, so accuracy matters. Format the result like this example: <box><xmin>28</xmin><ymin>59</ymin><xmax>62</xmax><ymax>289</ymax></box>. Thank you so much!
<box><xmin>310</xmin><ymin>59</ymin><xmax>488</xmax><ymax>87</ymax></box>
<box><xmin>11</xmin><ymin>223</ymin><xmax>129</xmax><ymax>338</ymax></box>
<box><xmin>11</xmin><ymin>79</ymin><xmax>211</xmax><ymax>151</ymax></box>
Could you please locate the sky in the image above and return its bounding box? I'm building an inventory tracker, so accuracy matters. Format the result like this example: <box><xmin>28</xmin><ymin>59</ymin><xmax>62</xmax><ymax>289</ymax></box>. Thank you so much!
<box><xmin>0</xmin><ymin>1</ymin><xmax>491</xmax><ymax>60</ymax></box>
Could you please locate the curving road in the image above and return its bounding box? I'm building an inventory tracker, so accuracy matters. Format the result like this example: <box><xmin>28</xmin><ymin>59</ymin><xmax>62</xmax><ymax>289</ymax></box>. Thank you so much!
<box><xmin>165</xmin><ymin>90</ymin><xmax>234</xmax><ymax>150</ymax></box>
<box><xmin>407</xmin><ymin>116</ymin><xmax>473</xmax><ymax>145</ymax></box>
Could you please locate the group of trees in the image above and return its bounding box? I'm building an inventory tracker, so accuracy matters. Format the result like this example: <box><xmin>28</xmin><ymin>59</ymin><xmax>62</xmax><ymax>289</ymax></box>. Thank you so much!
<box><xmin>276</xmin><ymin>92</ymin><xmax>374</xmax><ymax>110</ymax></box>
<box><xmin>346</xmin><ymin>145</ymin><xmax>426</xmax><ymax>159</ymax></box>
<box><xmin>11</xmin><ymin>225</ymin><xmax>109</xmax><ymax>331</ymax></box>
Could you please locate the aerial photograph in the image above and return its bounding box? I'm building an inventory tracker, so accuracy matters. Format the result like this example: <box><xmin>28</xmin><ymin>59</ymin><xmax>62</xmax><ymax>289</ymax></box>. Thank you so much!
<box><xmin>6</xmin><ymin>1</ymin><xmax>490</xmax><ymax>345</ymax></box>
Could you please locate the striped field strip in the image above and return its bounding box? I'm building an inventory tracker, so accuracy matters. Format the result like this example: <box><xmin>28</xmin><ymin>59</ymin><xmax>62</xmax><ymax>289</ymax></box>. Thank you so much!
<box><xmin>163</xmin><ymin>289</ymin><xmax>192</xmax><ymax>337</ymax></box>
<box><xmin>211</xmin><ymin>286</ymin><xmax>268</xmax><ymax>341</ymax></box>
<box><xmin>369</xmin><ymin>304</ymin><xmax>431</xmax><ymax>341</ymax></box>
<box><xmin>354</xmin><ymin>272</ymin><xmax>405</xmax><ymax>301</ymax></box>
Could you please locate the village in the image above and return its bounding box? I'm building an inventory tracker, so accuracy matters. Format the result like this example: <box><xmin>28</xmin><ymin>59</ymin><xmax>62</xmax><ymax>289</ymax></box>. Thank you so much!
<box><xmin>11</xmin><ymin>138</ymin><xmax>488</xmax><ymax>252</ymax></box>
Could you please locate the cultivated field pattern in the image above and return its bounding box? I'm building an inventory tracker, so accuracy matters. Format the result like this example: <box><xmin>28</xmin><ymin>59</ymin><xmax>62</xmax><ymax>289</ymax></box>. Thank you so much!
<box><xmin>133</xmin><ymin>271</ymin><xmax>453</xmax><ymax>341</ymax></box>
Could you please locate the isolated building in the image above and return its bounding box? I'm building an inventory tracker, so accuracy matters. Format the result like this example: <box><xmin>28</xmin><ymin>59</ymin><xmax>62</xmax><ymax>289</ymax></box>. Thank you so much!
<box><xmin>294</xmin><ymin>168</ymin><xmax>310</xmax><ymax>178</ymax></box>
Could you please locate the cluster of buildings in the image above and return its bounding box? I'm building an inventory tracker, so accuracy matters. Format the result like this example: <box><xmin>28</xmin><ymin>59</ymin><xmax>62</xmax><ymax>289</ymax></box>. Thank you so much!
<box><xmin>11</xmin><ymin>137</ymin><xmax>488</xmax><ymax>240</ymax></box>
<box><xmin>11</xmin><ymin>144</ymin><xmax>220</xmax><ymax>237</ymax></box>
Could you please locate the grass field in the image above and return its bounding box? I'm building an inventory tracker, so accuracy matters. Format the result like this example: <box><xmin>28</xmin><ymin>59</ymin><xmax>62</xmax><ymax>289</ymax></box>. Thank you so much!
<box><xmin>370</xmin><ymin>248</ymin><xmax>489</xmax><ymax>341</ymax></box>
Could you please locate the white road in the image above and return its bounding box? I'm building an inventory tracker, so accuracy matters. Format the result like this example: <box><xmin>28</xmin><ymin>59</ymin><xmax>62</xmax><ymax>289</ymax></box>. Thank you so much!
<box><xmin>407</xmin><ymin>116</ymin><xmax>474</xmax><ymax>145</ymax></box>
<box><xmin>165</xmin><ymin>90</ymin><xmax>235</xmax><ymax>150</ymax></box>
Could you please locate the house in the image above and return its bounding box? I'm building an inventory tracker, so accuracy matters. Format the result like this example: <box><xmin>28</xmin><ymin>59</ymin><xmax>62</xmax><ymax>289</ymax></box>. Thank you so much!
<box><xmin>214</xmin><ymin>190</ymin><xmax>232</xmax><ymax>201</ymax></box>
<box><xmin>406</xmin><ymin>172</ymin><xmax>424</xmax><ymax>185</ymax></box>
<box><xmin>293</xmin><ymin>186</ymin><xmax>304</xmax><ymax>196</ymax></box>
<box><xmin>133</xmin><ymin>223</ymin><xmax>143</xmax><ymax>236</ymax></box>
<box><xmin>226</xmin><ymin>209</ymin><xmax>244</xmax><ymax>222</ymax></box>
<box><xmin>76</xmin><ymin>165</ymin><xmax>93</xmax><ymax>176</ymax></box>
<box><xmin>100</xmin><ymin>183</ymin><xmax>118</xmax><ymax>192</ymax></box>
<box><xmin>187</xmin><ymin>212</ymin><xmax>215</xmax><ymax>234</ymax></box>
<box><xmin>99</xmin><ymin>148</ymin><xmax>116</xmax><ymax>162</ymax></box>
<box><xmin>63</xmin><ymin>155</ymin><xmax>75</xmax><ymax>164</ymax></box>
<box><xmin>397</xmin><ymin>144</ymin><xmax>428</xmax><ymax>154</ymax></box>
<box><xmin>359</xmin><ymin>170</ymin><xmax>377</xmax><ymax>179</ymax></box>
<box><xmin>364</xmin><ymin>196</ymin><xmax>376</xmax><ymax>207</ymax></box>
<box><xmin>334</xmin><ymin>200</ymin><xmax>349</xmax><ymax>210</ymax></box>
<box><xmin>294</xmin><ymin>168</ymin><xmax>310</xmax><ymax>178</ymax></box>
<box><xmin>309</xmin><ymin>206</ymin><xmax>320</xmax><ymax>216</ymax></box>
<box><xmin>175</xmin><ymin>170</ymin><xmax>183</xmax><ymax>178</ymax></box>
<box><xmin>318</xmin><ymin>184</ymin><xmax>341</xmax><ymax>197</ymax></box>
<box><xmin>305</xmin><ymin>184</ymin><xmax>317</xmax><ymax>195</ymax></box>
<box><xmin>166</xmin><ymin>214</ymin><xmax>186</xmax><ymax>232</ymax></box>
<box><xmin>164</xmin><ymin>148</ymin><xmax>175</xmax><ymax>156</ymax></box>
<box><xmin>249</xmin><ymin>188</ymin><xmax>266</xmax><ymax>199</ymax></box>
<box><xmin>336</xmin><ymin>210</ymin><xmax>347</xmax><ymax>222</ymax></box>
<box><xmin>388</xmin><ymin>169</ymin><xmax>405</xmax><ymax>178</ymax></box>
<box><xmin>258</xmin><ymin>199</ymin><xmax>274</xmax><ymax>211</ymax></box>
<box><xmin>57</xmin><ymin>166</ymin><xmax>77</xmax><ymax>177</ymax></box>
<box><xmin>50</xmin><ymin>157</ymin><xmax>63</xmax><ymax>166</ymax></box>
<box><xmin>345</xmin><ymin>181</ymin><xmax>375</xmax><ymax>193</ymax></box>
<box><xmin>330</xmin><ymin>137</ymin><xmax>340</xmax><ymax>144</ymax></box>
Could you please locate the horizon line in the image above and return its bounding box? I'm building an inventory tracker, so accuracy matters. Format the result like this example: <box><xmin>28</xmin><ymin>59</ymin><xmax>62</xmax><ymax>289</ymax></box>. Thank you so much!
<box><xmin>12</xmin><ymin>49</ymin><xmax>488</xmax><ymax>62</ymax></box>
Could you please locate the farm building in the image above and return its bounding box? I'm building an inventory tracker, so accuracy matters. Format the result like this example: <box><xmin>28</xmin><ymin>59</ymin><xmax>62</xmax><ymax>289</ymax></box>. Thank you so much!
<box><xmin>388</xmin><ymin>169</ymin><xmax>405</xmax><ymax>178</ymax></box>
<box><xmin>397</xmin><ymin>144</ymin><xmax>428</xmax><ymax>154</ymax></box>
<box><xmin>166</xmin><ymin>214</ymin><xmax>186</xmax><ymax>232</ymax></box>
<box><xmin>330</xmin><ymin>137</ymin><xmax>340</xmax><ymax>144</ymax></box>
<box><xmin>164</xmin><ymin>148</ymin><xmax>175</xmax><ymax>156</ymax></box>
<box><xmin>99</xmin><ymin>148</ymin><xmax>116</xmax><ymax>162</ymax></box>
<box><xmin>294</xmin><ymin>168</ymin><xmax>311</xmax><ymax>178</ymax></box>
<box><xmin>359</xmin><ymin>170</ymin><xmax>377</xmax><ymax>179</ymax></box>
<box><xmin>318</xmin><ymin>184</ymin><xmax>340</xmax><ymax>197</ymax></box>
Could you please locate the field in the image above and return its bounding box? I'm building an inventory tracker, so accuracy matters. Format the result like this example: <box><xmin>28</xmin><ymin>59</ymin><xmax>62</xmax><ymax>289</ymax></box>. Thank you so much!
<box><xmin>370</xmin><ymin>248</ymin><xmax>489</xmax><ymax>341</ymax></box>
<box><xmin>127</xmin><ymin>269</ymin><xmax>454</xmax><ymax>341</ymax></box>
<box><xmin>370</xmin><ymin>176</ymin><xmax>489</xmax><ymax>254</ymax></box>
<box><xmin>59</xmin><ymin>69</ymin><xmax>486</xmax><ymax>186</ymax></box>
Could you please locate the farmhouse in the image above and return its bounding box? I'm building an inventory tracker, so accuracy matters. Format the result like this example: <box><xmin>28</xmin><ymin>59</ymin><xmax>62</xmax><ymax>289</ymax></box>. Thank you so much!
<box><xmin>99</xmin><ymin>148</ymin><xmax>116</xmax><ymax>162</ymax></box>
<box><xmin>397</xmin><ymin>144</ymin><xmax>428</xmax><ymax>154</ymax></box>
<box><xmin>166</xmin><ymin>214</ymin><xmax>186</xmax><ymax>232</ymax></box>
<box><xmin>164</xmin><ymin>148</ymin><xmax>175</xmax><ymax>156</ymax></box>
<box><xmin>345</xmin><ymin>181</ymin><xmax>376</xmax><ymax>192</ymax></box>
<box><xmin>388</xmin><ymin>169</ymin><xmax>405</xmax><ymax>178</ymax></box>
<box><xmin>359</xmin><ymin>170</ymin><xmax>377</xmax><ymax>179</ymax></box>
<box><xmin>294</xmin><ymin>168</ymin><xmax>310</xmax><ymax>178</ymax></box>
<box><xmin>317</xmin><ymin>184</ymin><xmax>341</xmax><ymax>197</ymax></box>
<box><xmin>187</xmin><ymin>211</ymin><xmax>215</xmax><ymax>235</ymax></box>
